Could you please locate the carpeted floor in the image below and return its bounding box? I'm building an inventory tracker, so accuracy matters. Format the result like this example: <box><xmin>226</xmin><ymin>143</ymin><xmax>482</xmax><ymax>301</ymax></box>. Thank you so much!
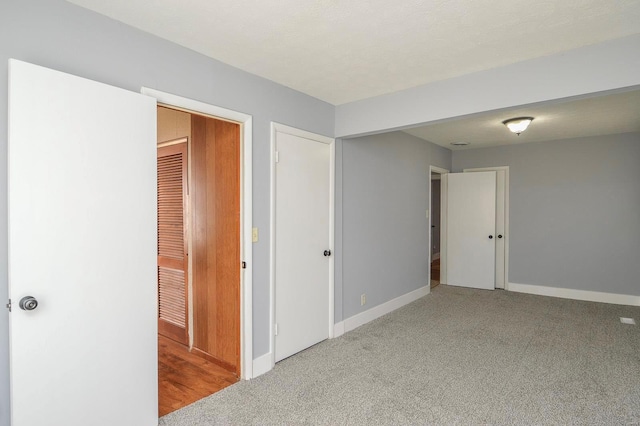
<box><xmin>160</xmin><ymin>285</ymin><xmax>640</xmax><ymax>425</ymax></box>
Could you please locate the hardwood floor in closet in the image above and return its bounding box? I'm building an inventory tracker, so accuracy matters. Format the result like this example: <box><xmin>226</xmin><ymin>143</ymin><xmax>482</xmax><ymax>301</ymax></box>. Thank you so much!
<box><xmin>158</xmin><ymin>336</ymin><xmax>238</xmax><ymax>417</ymax></box>
<box><xmin>431</xmin><ymin>258</ymin><xmax>440</xmax><ymax>289</ymax></box>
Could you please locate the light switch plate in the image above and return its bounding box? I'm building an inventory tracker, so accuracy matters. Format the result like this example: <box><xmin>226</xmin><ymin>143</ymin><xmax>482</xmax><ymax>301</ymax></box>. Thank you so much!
<box><xmin>252</xmin><ymin>227</ymin><xmax>259</xmax><ymax>243</ymax></box>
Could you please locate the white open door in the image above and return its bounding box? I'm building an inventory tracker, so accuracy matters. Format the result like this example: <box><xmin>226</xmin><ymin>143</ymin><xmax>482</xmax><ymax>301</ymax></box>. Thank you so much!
<box><xmin>273</xmin><ymin>125</ymin><xmax>333</xmax><ymax>362</ymax></box>
<box><xmin>445</xmin><ymin>171</ymin><xmax>496</xmax><ymax>290</ymax></box>
<box><xmin>463</xmin><ymin>167</ymin><xmax>509</xmax><ymax>289</ymax></box>
<box><xmin>494</xmin><ymin>170</ymin><xmax>506</xmax><ymax>289</ymax></box>
<box><xmin>8</xmin><ymin>60</ymin><xmax>158</xmax><ymax>426</ymax></box>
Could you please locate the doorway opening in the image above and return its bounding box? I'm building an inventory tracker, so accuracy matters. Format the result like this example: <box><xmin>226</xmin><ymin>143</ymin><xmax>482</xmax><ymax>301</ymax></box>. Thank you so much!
<box><xmin>156</xmin><ymin>105</ymin><xmax>242</xmax><ymax>416</ymax></box>
<box><xmin>429</xmin><ymin>166</ymin><xmax>448</xmax><ymax>290</ymax></box>
<box><xmin>430</xmin><ymin>172</ymin><xmax>442</xmax><ymax>289</ymax></box>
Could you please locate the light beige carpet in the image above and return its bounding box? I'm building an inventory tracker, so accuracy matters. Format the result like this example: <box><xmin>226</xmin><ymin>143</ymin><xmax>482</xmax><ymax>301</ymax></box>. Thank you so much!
<box><xmin>161</xmin><ymin>284</ymin><xmax>640</xmax><ymax>425</ymax></box>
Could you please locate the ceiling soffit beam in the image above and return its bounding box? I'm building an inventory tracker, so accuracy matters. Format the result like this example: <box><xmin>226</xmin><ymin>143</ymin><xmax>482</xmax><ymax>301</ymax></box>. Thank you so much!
<box><xmin>335</xmin><ymin>34</ymin><xmax>640</xmax><ymax>139</ymax></box>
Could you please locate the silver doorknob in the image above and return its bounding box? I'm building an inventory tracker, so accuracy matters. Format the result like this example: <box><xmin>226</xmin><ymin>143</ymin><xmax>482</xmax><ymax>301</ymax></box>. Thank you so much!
<box><xmin>19</xmin><ymin>296</ymin><xmax>38</xmax><ymax>311</ymax></box>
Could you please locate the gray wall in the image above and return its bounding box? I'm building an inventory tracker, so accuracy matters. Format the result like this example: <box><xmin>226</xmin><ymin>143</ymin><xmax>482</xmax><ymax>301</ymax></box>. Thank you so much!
<box><xmin>452</xmin><ymin>132</ymin><xmax>640</xmax><ymax>296</ymax></box>
<box><xmin>0</xmin><ymin>0</ymin><xmax>334</xmax><ymax>421</ymax></box>
<box><xmin>431</xmin><ymin>178</ymin><xmax>441</xmax><ymax>256</ymax></box>
<box><xmin>341</xmin><ymin>131</ymin><xmax>451</xmax><ymax>319</ymax></box>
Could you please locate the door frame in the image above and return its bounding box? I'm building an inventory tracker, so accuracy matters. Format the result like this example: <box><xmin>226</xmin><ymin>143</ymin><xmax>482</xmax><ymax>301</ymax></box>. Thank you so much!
<box><xmin>269</xmin><ymin>122</ymin><xmax>335</xmax><ymax>369</ymax></box>
<box><xmin>141</xmin><ymin>88</ymin><xmax>254</xmax><ymax>380</ymax></box>
<box><xmin>428</xmin><ymin>166</ymin><xmax>449</xmax><ymax>290</ymax></box>
<box><xmin>463</xmin><ymin>166</ymin><xmax>510</xmax><ymax>290</ymax></box>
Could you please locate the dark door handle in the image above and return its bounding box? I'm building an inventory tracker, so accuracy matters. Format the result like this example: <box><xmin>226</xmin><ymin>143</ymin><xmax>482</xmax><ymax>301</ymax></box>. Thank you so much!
<box><xmin>498</xmin><ymin>234</ymin><xmax>503</xmax><ymax>239</ymax></box>
<box><xmin>324</xmin><ymin>250</ymin><xmax>331</xmax><ymax>257</ymax></box>
<box><xmin>488</xmin><ymin>235</ymin><xmax>493</xmax><ymax>239</ymax></box>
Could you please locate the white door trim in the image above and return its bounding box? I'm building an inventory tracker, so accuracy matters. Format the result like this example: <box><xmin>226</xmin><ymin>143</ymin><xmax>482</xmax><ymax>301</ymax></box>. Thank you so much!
<box><xmin>463</xmin><ymin>166</ymin><xmax>509</xmax><ymax>290</ymax></box>
<box><xmin>429</xmin><ymin>166</ymin><xmax>449</xmax><ymax>291</ymax></box>
<box><xmin>270</xmin><ymin>122</ymin><xmax>335</xmax><ymax>369</ymax></box>
<box><xmin>140</xmin><ymin>88</ymin><xmax>254</xmax><ymax>380</ymax></box>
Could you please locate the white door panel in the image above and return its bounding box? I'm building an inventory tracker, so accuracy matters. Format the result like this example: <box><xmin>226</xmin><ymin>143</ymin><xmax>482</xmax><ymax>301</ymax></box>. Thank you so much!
<box><xmin>463</xmin><ymin>168</ymin><xmax>508</xmax><ymax>289</ymax></box>
<box><xmin>446</xmin><ymin>172</ymin><xmax>496</xmax><ymax>290</ymax></box>
<box><xmin>495</xmin><ymin>170</ymin><xmax>506</xmax><ymax>289</ymax></box>
<box><xmin>8</xmin><ymin>60</ymin><xmax>157</xmax><ymax>426</ymax></box>
<box><xmin>274</xmin><ymin>131</ymin><xmax>331</xmax><ymax>362</ymax></box>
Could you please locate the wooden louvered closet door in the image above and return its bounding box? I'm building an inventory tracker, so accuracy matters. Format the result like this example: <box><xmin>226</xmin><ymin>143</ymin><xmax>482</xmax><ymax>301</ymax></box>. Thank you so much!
<box><xmin>157</xmin><ymin>142</ymin><xmax>189</xmax><ymax>345</ymax></box>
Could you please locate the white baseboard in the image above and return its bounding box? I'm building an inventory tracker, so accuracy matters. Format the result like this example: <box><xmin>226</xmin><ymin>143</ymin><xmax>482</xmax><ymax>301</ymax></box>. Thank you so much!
<box><xmin>333</xmin><ymin>321</ymin><xmax>345</xmax><ymax>338</ymax></box>
<box><xmin>343</xmin><ymin>285</ymin><xmax>429</xmax><ymax>333</ymax></box>
<box><xmin>431</xmin><ymin>252</ymin><xmax>440</xmax><ymax>261</ymax></box>
<box><xmin>508</xmin><ymin>282</ymin><xmax>640</xmax><ymax>306</ymax></box>
<box><xmin>251</xmin><ymin>352</ymin><xmax>273</xmax><ymax>379</ymax></box>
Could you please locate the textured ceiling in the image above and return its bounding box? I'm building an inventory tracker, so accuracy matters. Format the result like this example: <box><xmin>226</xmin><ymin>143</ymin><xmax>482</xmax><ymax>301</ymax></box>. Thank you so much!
<box><xmin>67</xmin><ymin>0</ymin><xmax>640</xmax><ymax>105</ymax></box>
<box><xmin>403</xmin><ymin>89</ymin><xmax>640</xmax><ymax>150</ymax></box>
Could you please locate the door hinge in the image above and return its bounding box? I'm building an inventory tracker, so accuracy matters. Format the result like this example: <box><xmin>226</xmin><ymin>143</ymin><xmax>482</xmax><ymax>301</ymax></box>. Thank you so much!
<box><xmin>6</xmin><ymin>299</ymin><xmax>11</xmax><ymax>312</ymax></box>
<box><xmin>274</xmin><ymin>323</ymin><xmax>278</xmax><ymax>336</ymax></box>
<box><xmin>241</xmin><ymin>261</ymin><xmax>247</xmax><ymax>269</ymax></box>
<box><xmin>275</xmin><ymin>151</ymin><xmax>279</xmax><ymax>163</ymax></box>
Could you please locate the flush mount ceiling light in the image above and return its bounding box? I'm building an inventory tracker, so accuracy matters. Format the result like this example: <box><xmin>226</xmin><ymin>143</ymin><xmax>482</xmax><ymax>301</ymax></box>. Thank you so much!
<box><xmin>502</xmin><ymin>117</ymin><xmax>534</xmax><ymax>135</ymax></box>
<box><xmin>451</xmin><ymin>141</ymin><xmax>470</xmax><ymax>146</ymax></box>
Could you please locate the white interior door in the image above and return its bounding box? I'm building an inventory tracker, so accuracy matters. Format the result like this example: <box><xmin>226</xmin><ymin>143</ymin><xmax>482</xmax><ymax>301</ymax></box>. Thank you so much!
<box><xmin>446</xmin><ymin>171</ymin><xmax>496</xmax><ymax>290</ymax></box>
<box><xmin>8</xmin><ymin>60</ymin><xmax>158</xmax><ymax>426</ymax></box>
<box><xmin>494</xmin><ymin>170</ymin><xmax>506</xmax><ymax>289</ymax></box>
<box><xmin>274</xmin><ymin>128</ymin><xmax>332</xmax><ymax>362</ymax></box>
<box><xmin>464</xmin><ymin>168</ymin><xmax>508</xmax><ymax>289</ymax></box>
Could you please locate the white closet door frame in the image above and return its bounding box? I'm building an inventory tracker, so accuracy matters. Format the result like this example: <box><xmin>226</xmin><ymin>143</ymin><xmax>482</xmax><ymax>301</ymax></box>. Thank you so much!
<box><xmin>464</xmin><ymin>166</ymin><xmax>510</xmax><ymax>290</ymax></box>
<box><xmin>269</xmin><ymin>122</ymin><xmax>335</xmax><ymax>368</ymax></box>
<box><xmin>141</xmin><ymin>88</ymin><xmax>254</xmax><ymax>380</ymax></box>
